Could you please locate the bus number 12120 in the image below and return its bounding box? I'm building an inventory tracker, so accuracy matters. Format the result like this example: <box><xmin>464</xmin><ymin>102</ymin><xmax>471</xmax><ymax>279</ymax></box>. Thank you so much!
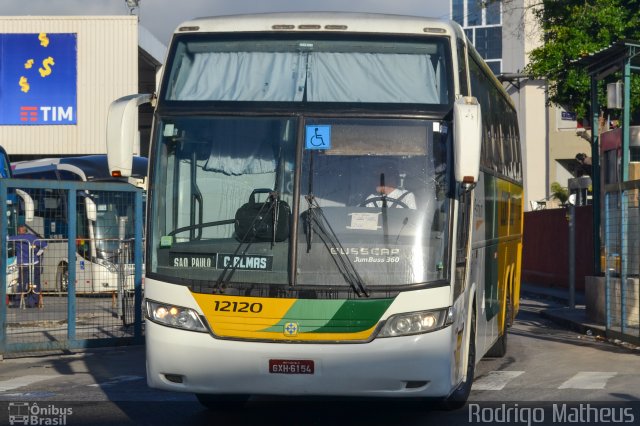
<box><xmin>213</xmin><ymin>301</ymin><xmax>263</xmax><ymax>313</ymax></box>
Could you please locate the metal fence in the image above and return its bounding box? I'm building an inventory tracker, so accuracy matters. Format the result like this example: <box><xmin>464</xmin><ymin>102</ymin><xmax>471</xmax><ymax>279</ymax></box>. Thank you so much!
<box><xmin>604</xmin><ymin>180</ymin><xmax>640</xmax><ymax>343</ymax></box>
<box><xmin>1</xmin><ymin>178</ymin><xmax>144</xmax><ymax>357</ymax></box>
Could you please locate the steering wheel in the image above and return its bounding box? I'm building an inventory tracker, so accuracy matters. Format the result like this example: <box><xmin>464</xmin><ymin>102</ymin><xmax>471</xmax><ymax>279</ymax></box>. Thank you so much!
<box><xmin>359</xmin><ymin>196</ymin><xmax>409</xmax><ymax>209</ymax></box>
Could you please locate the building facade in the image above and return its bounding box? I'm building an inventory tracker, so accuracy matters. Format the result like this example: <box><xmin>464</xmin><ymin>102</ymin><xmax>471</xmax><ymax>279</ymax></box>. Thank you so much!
<box><xmin>0</xmin><ymin>16</ymin><xmax>164</xmax><ymax>161</ymax></box>
<box><xmin>451</xmin><ymin>0</ymin><xmax>503</xmax><ymax>75</ymax></box>
<box><xmin>452</xmin><ymin>0</ymin><xmax>591</xmax><ymax>209</ymax></box>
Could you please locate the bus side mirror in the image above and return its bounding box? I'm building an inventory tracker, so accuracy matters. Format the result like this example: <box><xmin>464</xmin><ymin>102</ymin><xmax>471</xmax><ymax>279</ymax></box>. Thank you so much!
<box><xmin>85</xmin><ymin>198</ymin><xmax>97</xmax><ymax>222</ymax></box>
<box><xmin>106</xmin><ymin>94</ymin><xmax>152</xmax><ymax>178</ymax></box>
<box><xmin>453</xmin><ymin>96</ymin><xmax>482</xmax><ymax>185</ymax></box>
<box><xmin>15</xmin><ymin>189</ymin><xmax>34</xmax><ymax>223</ymax></box>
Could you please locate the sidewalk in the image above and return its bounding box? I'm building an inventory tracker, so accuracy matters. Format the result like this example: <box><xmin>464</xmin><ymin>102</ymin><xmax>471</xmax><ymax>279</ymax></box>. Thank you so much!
<box><xmin>521</xmin><ymin>282</ymin><xmax>607</xmax><ymax>337</ymax></box>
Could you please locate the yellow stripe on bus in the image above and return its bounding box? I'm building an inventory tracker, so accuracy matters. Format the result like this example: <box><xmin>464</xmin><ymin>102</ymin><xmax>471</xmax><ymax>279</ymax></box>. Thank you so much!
<box><xmin>192</xmin><ymin>293</ymin><xmax>297</xmax><ymax>332</ymax></box>
<box><xmin>192</xmin><ymin>293</ymin><xmax>380</xmax><ymax>341</ymax></box>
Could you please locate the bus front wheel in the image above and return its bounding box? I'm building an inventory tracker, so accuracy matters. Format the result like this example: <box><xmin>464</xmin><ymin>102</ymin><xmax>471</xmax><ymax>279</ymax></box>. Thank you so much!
<box><xmin>56</xmin><ymin>263</ymin><xmax>69</xmax><ymax>293</ymax></box>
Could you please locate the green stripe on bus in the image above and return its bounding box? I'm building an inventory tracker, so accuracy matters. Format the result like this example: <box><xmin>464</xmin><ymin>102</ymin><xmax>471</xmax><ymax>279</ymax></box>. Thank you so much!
<box><xmin>261</xmin><ymin>298</ymin><xmax>394</xmax><ymax>334</ymax></box>
<box><xmin>260</xmin><ymin>299</ymin><xmax>345</xmax><ymax>333</ymax></box>
<box><xmin>311</xmin><ymin>298</ymin><xmax>394</xmax><ymax>333</ymax></box>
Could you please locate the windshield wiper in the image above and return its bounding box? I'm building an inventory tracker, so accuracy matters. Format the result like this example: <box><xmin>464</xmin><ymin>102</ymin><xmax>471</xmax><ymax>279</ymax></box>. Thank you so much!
<box><xmin>305</xmin><ymin>195</ymin><xmax>369</xmax><ymax>298</ymax></box>
<box><xmin>168</xmin><ymin>219</ymin><xmax>236</xmax><ymax>237</ymax></box>
<box><xmin>213</xmin><ymin>192</ymin><xmax>279</xmax><ymax>293</ymax></box>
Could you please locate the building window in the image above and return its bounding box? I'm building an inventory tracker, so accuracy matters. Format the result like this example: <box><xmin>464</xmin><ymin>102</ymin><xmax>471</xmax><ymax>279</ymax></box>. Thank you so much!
<box><xmin>486</xmin><ymin>60</ymin><xmax>502</xmax><ymax>75</ymax></box>
<box><xmin>455</xmin><ymin>1</ymin><xmax>502</xmax><ymax>27</ymax></box>
<box><xmin>475</xmin><ymin>27</ymin><xmax>502</xmax><ymax>60</ymax></box>
<box><xmin>467</xmin><ymin>0</ymin><xmax>482</xmax><ymax>26</ymax></box>
<box><xmin>486</xmin><ymin>1</ymin><xmax>502</xmax><ymax>25</ymax></box>
<box><xmin>453</xmin><ymin>0</ymin><xmax>465</xmax><ymax>25</ymax></box>
<box><xmin>452</xmin><ymin>0</ymin><xmax>503</xmax><ymax>76</ymax></box>
<box><xmin>464</xmin><ymin>28</ymin><xmax>474</xmax><ymax>43</ymax></box>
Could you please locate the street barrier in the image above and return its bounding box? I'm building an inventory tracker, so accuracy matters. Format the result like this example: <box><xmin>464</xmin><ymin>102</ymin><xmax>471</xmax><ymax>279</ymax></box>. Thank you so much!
<box><xmin>604</xmin><ymin>180</ymin><xmax>640</xmax><ymax>343</ymax></box>
<box><xmin>0</xmin><ymin>178</ymin><xmax>144</xmax><ymax>356</ymax></box>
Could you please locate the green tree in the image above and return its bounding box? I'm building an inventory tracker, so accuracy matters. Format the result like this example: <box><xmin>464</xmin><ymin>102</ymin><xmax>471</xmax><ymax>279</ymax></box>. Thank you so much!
<box><xmin>550</xmin><ymin>182</ymin><xmax>569</xmax><ymax>205</ymax></box>
<box><xmin>522</xmin><ymin>0</ymin><xmax>640</xmax><ymax>120</ymax></box>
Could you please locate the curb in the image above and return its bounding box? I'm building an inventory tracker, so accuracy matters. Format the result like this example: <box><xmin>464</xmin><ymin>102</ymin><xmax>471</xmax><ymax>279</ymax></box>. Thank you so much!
<box><xmin>522</xmin><ymin>289</ymin><xmax>604</xmax><ymax>336</ymax></box>
<box><xmin>538</xmin><ymin>308</ymin><xmax>605</xmax><ymax>337</ymax></box>
<box><xmin>521</xmin><ymin>288</ymin><xmax>584</xmax><ymax>306</ymax></box>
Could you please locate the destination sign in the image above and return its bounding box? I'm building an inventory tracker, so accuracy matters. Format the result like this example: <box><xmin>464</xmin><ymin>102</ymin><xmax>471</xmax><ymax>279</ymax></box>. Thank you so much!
<box><xmin>170</xmin><ymin>253</ymin><xmax>273</xmax><ymax>271</ymax></box>
<box><xmin>217</xmin><ymin>254</ymin><xmax>273</xmax><ymax>271</ymax></box>
<box><xmin>171</xmin><ymin>254</ymin><xmax>216</xmax><ymax>268</ymax></box>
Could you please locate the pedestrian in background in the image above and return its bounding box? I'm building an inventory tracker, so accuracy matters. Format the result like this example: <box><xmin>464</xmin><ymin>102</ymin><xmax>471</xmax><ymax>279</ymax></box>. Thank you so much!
<box><xmin>8</xmin><ymin>224</ymin><xmax>47</xmax><ymax>308</ymax></box>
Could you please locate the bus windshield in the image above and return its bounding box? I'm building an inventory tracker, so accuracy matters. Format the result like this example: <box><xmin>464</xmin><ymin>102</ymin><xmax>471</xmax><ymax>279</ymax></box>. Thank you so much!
<box><xmin>164</xmin><ymin>36</ymin><xmax>451</xmax><ymax>105</ymax></box>
<box><xmin>151</xmin><ymin>115</ymin><xmax>450</xmax><ymax>289</ymax></box>
<box><xmin>89</xmin><ymin>191</ymin><xmax>139</xmax><ymax>257</ymax></box>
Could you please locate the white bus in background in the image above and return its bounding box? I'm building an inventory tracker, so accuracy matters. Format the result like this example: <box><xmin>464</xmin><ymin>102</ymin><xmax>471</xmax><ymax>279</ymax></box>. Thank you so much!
<box><xmin>1</xmin><ymin>145</ymin><xmax>35</xmax><ymax>295</ymax></box>
<box><xmin>108</xmin><ymin>13</ymin><xmax>523</xmax><ymax>409</ymax></box>
<box><xmin>11</xmin><ymin>155</ymin><xmax>147</xmax><ymax>293</ymax></box>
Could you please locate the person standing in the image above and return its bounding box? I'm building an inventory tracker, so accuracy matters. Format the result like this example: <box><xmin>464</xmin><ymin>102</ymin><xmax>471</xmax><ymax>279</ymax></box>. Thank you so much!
<box><xmin>8</xmin><ymin>224</ymin><xmax>47</xmax><ymax>308</ymax></box>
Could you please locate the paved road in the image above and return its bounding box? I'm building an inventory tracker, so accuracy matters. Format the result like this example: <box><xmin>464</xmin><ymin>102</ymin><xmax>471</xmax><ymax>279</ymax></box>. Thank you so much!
<box><xmin>0</xmin><ymin>295</ymin><xmax>638</xmax><ymax>425</ymax></box>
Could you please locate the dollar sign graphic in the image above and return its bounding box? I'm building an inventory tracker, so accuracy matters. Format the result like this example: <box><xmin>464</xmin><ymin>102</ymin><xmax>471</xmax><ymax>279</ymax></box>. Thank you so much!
<box><xmin>19</xmin><ymin>76</ymin><xmax>30</xmax><ymax>93</ymax></box>
<box><xmin>24</xmin><ymin>59</ymin><xmax>34</xmax><ymax>69</ymax></box>
<box><xmin>39</xmin><ymin>57</ymin><xmax>55</xmax><ymax>77</ymax></box>
<box><xmin>38</xmin><ymin>32</ymin><xmax>49</xmax><ymax>47</ymax></box>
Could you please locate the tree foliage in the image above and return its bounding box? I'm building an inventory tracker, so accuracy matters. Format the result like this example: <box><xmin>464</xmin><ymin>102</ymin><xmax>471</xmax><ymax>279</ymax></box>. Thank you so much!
<box><xmin>523</xmin><ymin>0</ymin><xmax>640</xmax><ymax>120</ymax></box>
<box><xmin>550</xmin><ymin>181</ymin><xmax>569</xmax><ymax>205</ymax></box>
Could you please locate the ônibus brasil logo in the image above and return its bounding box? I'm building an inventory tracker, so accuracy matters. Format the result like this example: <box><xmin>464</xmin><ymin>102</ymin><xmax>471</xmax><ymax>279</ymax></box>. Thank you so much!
<box><xmin>8</xmin><ymin>402</ymin><xmax>73</xmax><ymax>425</ymax></box>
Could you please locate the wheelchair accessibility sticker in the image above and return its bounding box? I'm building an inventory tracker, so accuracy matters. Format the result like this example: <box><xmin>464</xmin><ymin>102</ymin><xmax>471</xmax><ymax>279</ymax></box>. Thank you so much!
<box><xmin>305</xmin><ymin>125</ymin><xmax>331</xmax><ymax>150</ymax></box>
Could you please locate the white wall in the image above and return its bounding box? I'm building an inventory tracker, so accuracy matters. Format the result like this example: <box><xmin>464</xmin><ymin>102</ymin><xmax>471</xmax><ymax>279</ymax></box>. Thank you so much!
<box><xmin>0</xmin><ymin>16</ymin><xmax>138</xmax><ymax>156</ymax></box>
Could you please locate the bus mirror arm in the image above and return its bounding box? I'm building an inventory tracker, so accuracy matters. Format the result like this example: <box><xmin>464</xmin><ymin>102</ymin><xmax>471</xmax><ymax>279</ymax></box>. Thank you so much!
<box><xmin>15</xmin><ymin>189</ymin><xmax>35</xmax><ymax>223</ymax></box>
<box><xmin>85</xmin><ymin>197</ymin><xmax>97</xmax><ymax>222</ymax></box>
<box><xmin>461</xmin><ymin>182</ymin><xmax>477</xmax><ymax>193</ymax></box>
<box><xmin>106</xmin><ymin>94</ymin><xmax>153</xmax><ymax>178</ymax></box>
<box><xmin>453</xmin><ymin>96</ymin><xmax>482</xmax><ymax>186</ymax></box>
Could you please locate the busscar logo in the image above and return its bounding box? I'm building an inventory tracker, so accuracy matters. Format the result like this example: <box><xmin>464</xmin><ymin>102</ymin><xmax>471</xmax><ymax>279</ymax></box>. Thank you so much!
<box><xmin>8</xmin><ymin>402</ymin><xmax>73</xmax><ymax>425</ymax></box>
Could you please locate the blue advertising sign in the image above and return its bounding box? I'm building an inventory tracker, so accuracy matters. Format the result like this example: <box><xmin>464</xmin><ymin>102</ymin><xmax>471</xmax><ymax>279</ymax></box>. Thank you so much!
<box><xmin>0</xmin><ymin>33</ymin><xmax>77</xmax><ymax>125</ymax></box>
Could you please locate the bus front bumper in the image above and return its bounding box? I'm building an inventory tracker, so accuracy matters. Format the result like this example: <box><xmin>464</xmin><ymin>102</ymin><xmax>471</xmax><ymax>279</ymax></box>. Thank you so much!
<box><xmin>145</xmin><ymin>319</ymin><xmax>457</xmax><ymax>398</ymax></box>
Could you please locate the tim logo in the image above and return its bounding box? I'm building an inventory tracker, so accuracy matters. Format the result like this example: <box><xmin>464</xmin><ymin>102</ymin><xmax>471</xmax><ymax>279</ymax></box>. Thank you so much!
<box><xmin>19</xmin><ymin>106</ymin><xmax>74</xmax><ymax>123</ymax></box>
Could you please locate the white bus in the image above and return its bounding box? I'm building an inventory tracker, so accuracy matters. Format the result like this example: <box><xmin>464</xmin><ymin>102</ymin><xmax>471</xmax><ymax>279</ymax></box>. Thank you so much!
<box><xmin>1</xmin><ymin>145</ymin><xmax>35</xmax><ymax>295</ymax></box>
<box><xmin>11</xmin><ymin>155</ymin><xmax>147</xmax><ymax>293</ymax></box>
<box><xmin>108</xmin><ymin>13</ymin><xmax>523</xmax><ymax>409</ymax></box>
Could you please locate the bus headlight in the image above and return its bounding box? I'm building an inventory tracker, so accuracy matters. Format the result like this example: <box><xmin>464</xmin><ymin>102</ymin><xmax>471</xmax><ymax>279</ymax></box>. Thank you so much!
<box><xmin>377</xmin><ymin>307</ymin><xmax>454</xmax><ymax>338</ymax></box>
<box><xmin>145</xmin><ymin>299</ymin><xmax>208</xmax><ymax>332</ymax></box>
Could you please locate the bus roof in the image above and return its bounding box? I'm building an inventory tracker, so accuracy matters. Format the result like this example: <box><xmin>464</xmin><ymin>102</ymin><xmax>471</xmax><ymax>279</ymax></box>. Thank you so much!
<box><xmin>12</xmin><ymin>155</ymin><xmax>147</xmax><ymax>182</ymax></box>
<box><xmin>174</xmin><ymin>12</ymin><xmax>457</xmax><ymax>37</ymax></box>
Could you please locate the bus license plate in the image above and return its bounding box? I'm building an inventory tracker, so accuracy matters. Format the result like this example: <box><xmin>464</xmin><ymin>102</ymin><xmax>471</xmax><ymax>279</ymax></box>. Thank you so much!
<box><xmin>269</xmin><ymin>359</ymin><xmax>314</xmax><ymax>375</ymax></box>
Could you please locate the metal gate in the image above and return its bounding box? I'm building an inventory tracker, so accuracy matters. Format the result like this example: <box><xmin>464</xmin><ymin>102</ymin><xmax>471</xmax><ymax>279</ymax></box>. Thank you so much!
<box><xmin>0</xmin><ymin>178</ymin><xmax>144</xmax><ymax>357</ymax></box>
<box><xmin>604</xmin><ymin>180</ymin><xmax>640</xmax><ymax>344</ymax></box>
